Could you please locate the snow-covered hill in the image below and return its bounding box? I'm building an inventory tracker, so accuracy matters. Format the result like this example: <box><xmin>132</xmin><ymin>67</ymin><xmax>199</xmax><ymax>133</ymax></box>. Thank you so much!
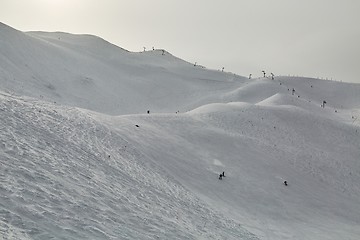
<box><xmin>1</xmin><ymin>22</ymin><xmax>360</xmax><ymax>240</ymax></box>
<box><xmin>0</xmin><ymin>22</ymin><xmax>247</xmax><ymax>115</ymax></box>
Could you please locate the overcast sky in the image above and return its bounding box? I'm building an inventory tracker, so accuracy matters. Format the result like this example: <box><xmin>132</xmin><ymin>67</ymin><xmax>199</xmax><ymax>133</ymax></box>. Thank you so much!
<box><xmin>1</xmin><ymin>0</ymin><xmax>360</xmax><ymax>83</ymax></box>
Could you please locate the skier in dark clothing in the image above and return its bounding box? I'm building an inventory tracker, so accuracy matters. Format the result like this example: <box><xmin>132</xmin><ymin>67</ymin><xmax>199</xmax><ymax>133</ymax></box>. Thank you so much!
<box><xmin>219</xmin><ymin>174</ymin><xmax>223</xmax><ymax>180</ymax></box>
<box><xmin>284</xmin><ymin>180</ymin><xmax>288</xmax><ymax>186</ymax></box>
<box><xmin>322</xmin><ymin>101</ymin><xmax>327</xmax><ymax>108</ymax></box>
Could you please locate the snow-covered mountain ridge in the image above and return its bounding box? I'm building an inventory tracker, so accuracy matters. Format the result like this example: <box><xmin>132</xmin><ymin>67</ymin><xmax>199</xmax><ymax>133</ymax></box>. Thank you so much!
<box><xmin>1</xmin><ymin>22</ymin><xmax>360</xmax><ymax>239</ymax></box>
<box><xmin>0</xmin><ymin>22</ymin><xmax>248</xmax><ymax>115</ymax></box>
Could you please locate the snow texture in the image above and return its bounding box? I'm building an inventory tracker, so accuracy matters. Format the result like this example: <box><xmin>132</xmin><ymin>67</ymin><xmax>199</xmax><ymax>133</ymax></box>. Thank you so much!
<box><xmin>1</xmin><ymin>22</ymin><xmax>360</xmax><ymax>240</ymax></box>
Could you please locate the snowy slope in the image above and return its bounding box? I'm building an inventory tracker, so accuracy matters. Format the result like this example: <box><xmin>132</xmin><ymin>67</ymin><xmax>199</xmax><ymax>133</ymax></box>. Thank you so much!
<box><xmin>98</xmin><ymin>102</ymin><xmax>360</xmax><ymax>240</ymax></box>
<box><xmin>0</xmin><ymin>22</ymin><xmax>247</xmax><ymax>115</ymax></box>
<box><xmin>1</xmin><ymin>22</ymin><xmax>360</xmax><ymax>240</ymax></box>
<box><xmin>0</xmin><ymin>92</ymin><xmax>258</xmax><ymax>240</ymax></box>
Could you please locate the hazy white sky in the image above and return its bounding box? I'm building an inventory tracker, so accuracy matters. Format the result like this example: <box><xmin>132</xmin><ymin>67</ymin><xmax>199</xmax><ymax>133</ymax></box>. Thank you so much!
<box><xmin>1</xmin><ymin>0</ymin><xmax>360</xmax><ymax>83</ymax></box>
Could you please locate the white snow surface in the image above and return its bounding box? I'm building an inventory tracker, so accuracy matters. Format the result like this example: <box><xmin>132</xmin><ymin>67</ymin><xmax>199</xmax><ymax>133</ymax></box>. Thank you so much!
<box><xmin>1</xmin><ymin>22</ymin><xmax>360</xmax><ymax>240</ymax></box>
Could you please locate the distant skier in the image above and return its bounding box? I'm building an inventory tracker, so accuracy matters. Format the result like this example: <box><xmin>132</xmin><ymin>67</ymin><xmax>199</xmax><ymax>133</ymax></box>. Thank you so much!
<box><xmin>249</xmin><ymin>74</ymin><xmax>252</xmax><ymax>79</ymax></box>
<box><xmin>147</xmin><ymin>110</ymin><xmax>150</xmax><ymax>114</ymax></box>
<box><xmin>321</xmin><ymin>100</ymin><xmax>327</xmax><ymax>108</ymax></box>
<box><xmin>219</xmin><ymin>173</ymin><xmax>223</xmax><ymax>180</ymax></box>
<box><xmin>284</xmin><ymin>180</ymin><xmax>288</xmax><ymax>186</ymax></box>
<box><xmin>292</xmin><ymin>88</ymin><xmax>295</xmax><ymax>95</ymax></box>
<box><xmin>262</xmin><ymin>70</ymin><xmax>266</xmax><ymax>78</ymax></box>
<box><xmin>222</xmin><ymin>171</ymin><xmax>225</xmax><ymax>177</ymax></box>
<box><xmin>271</xmin><ymin>73</ymin><xmax>274</xmax><ymax>80</ymax></box>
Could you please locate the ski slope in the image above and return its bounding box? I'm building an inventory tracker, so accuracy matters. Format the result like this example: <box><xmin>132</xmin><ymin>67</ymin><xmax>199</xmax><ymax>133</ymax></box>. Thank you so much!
<box><xmin>1</xmin><ymin>22</ymin><xmax>360</xmax><ymax>240</ymax></box>
<box><xmin>0</xmin><ymin>93</ymin><xmax>259</xmax><ymax>239</ymax></box>
<box><xmin>0</xmin><ymin>22</ymin><xmax>247</xmax><ymax>115</ymax></box>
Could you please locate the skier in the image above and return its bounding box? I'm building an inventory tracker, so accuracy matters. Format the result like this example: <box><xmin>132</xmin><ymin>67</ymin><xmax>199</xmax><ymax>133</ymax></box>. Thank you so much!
<box><xmin>219</xmin><ymin>173</ymin><xmax>223</xmax><ymax>180</ymax></box>
<box><xmin>322</xmin><ymin>100</ymin><xmax>327</xmax><ymax>108</ymax></box>
<box><xmin>284</xmin><ymin>180</ymin><xmax>288</xmax><ymax>186</ymax></box>
<box><xmin>222</xmin><ymin>171</ymin><xmax>225</xmax><ymax>177</ymax></box>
